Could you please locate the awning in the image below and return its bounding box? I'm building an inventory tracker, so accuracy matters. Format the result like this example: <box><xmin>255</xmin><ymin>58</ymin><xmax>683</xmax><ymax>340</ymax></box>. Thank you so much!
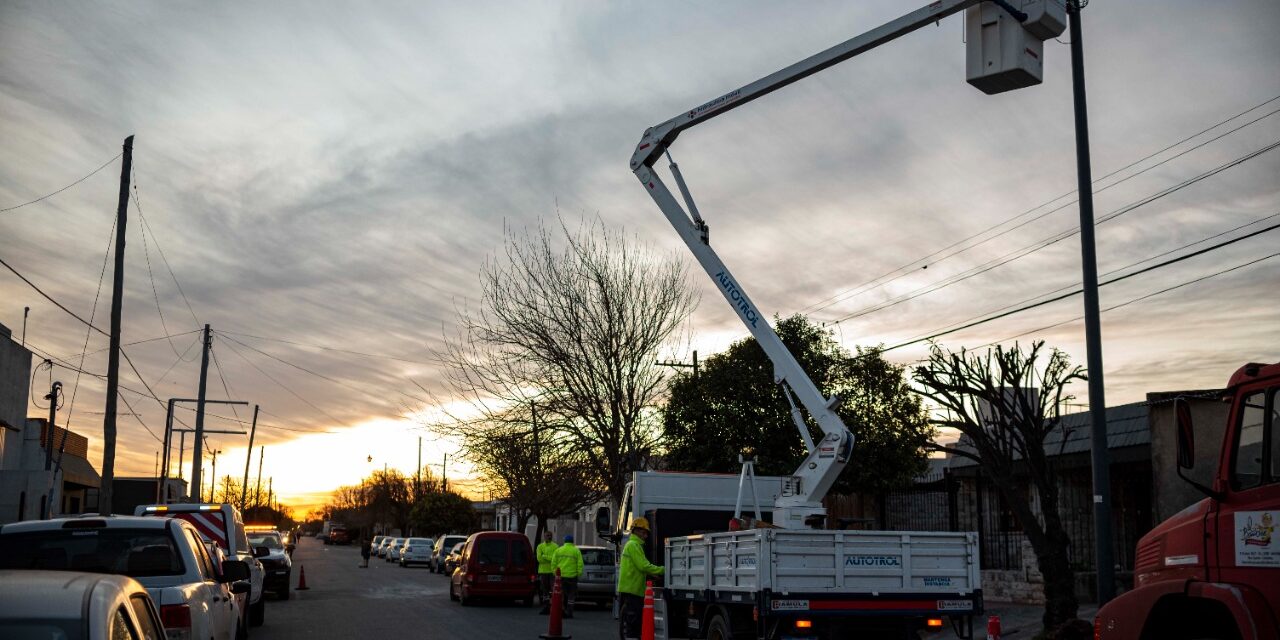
<box><xmin>59</xmin><ymin>454</ymin><xmax>101</xmax><ymax>488</ymax></box>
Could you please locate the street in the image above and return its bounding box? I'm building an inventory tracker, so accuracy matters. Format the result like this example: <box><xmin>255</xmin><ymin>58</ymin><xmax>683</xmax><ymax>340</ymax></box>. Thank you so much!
<box><xmin>255</xmin><ymin>536</ymin><xmax>617</xmax><ymax>640</ymax></box>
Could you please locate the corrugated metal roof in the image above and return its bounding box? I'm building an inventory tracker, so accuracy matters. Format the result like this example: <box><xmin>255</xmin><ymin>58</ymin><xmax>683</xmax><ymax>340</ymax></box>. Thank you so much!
<box><xmin>946</xmin><ymin>401</ymin><xmax>1149</xmax><ymax>468</ymax></box>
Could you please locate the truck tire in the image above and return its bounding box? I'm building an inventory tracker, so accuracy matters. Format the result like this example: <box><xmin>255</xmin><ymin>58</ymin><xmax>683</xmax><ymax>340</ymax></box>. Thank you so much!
<box><xmin>706</xmin><ymin>613</ymin><xmax>731</xmax><ymax>640</ymax></box>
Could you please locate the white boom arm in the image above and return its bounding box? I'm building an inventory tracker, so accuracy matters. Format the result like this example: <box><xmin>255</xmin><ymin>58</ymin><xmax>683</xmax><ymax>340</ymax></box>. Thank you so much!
<box><xmin>633</xmin><ymin>0</ymin><xmax>983</xmax><ymax>528</ymax></box>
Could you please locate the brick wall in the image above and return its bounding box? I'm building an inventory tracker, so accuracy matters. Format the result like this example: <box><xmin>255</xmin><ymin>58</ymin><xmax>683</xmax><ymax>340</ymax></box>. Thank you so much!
<box><xmin>38</xmin><ymin>421</ymin><xmax>88</xmax><ymax>458</ymax></box>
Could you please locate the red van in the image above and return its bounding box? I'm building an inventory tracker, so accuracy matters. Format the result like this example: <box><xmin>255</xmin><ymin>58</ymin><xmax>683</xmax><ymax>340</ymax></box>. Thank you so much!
<box><xmin>448</xmin><ymin>532</ymin><xmax>536</xmax><ymax>606</ymax></box>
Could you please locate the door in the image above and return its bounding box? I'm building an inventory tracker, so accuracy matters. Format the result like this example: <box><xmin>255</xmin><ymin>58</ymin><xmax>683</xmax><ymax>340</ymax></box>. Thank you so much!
<box><xmin>188</xmin><ymin>529</ymin><xmax>235</xmax><ymax>640</ymax></box>
<box><xmin>1214</xmin><ymin>382</ymin><xmax>1280</xmax><ymax>617</ymax></box>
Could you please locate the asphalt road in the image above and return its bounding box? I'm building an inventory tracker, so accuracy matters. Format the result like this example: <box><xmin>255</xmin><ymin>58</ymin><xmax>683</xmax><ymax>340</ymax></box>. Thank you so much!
<box><xmin>252</xmin><ymin>536</ymin><xmax>617</xmax><ymax>640</ymax></box>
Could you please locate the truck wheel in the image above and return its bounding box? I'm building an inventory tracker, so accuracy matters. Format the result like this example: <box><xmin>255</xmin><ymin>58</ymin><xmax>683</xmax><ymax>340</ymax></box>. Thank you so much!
<box><xmin>706</xmin><ymin>614</ymin><xmax>730</xmax><ymax>640</ymax></box>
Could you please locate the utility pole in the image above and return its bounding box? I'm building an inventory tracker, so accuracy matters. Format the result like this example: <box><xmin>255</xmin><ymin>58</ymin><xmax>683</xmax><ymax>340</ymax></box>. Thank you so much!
<box><xmin>416</xmin><ymin>436</ymin><xmax>422</xmax><ymax>498</ymax></box>
<box><xmin>41</xmin><ymin>380</ymin><xmax>62</xmax><ymax>519</ymax></box>
<box><xmin>190</xmin><ymin>325</ymin><xmax>212</xmax><ymax>506</ymax></box>
<box><xmin>442</xmin><ymin>453</ymin><xmax>448</xmax><ymax>492</ymax></box>
<box><xmin>208</xmin><ymin>448</ymin><xmax>221</xmax><ymax>502</ymax></box>
<box><xmin>255</xmin><ymin>446</ymin><xmax>264</xmax><ymax>510</ymax></box>
<box><xmin>656</xmin><ymin>350</ymin><xmax>698</xmax><ymax>379</ymax></box>
<box><xmin>1067</xmin><ymin>0</ymin><xmax>1114</xmax><ymax>605</ymax></box>
<box><xmin>267</xmin><ymin>477</ymin><xmax>274</xmax><ymax>512</ymax></box>
<box><xmin>161</xmin><ymin>398</ymin><xmax>175</xmax><ymax>500</ymax></box>
<box><xmin>241</xmin><ymin>405</ymin><xmax>259</xmax><ymax>511</ymax></box>
<box><xmin>100</xmin><ymin>134</ymin><xmax>133</xmax><ymax>516</ymax></box>
<box><xmin>21</xmin><ymin>306</ymin><xmax>28</xmax><ymax>346</ymax></box>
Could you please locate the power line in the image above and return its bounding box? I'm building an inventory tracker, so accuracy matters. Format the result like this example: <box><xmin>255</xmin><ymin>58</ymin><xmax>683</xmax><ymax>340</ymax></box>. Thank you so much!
<box><xmin>134</xmin><ymin>180</ymin><xmax>196</xmax><ymax>360</ymax></box>
<box><xmin>873</xmin><ymin>221</ymin><xmax>1280</xmax><ymax>354</ymax></box>
<box><xmin>215</xmin><ymin>333</ymin><xmax>347</xmax><ymax>426</ymax></box>
<box><xmin>0</xmin><ymin>152</ymin><xmax>122</xmax><ymax>213</ymax></box>
<box><xmin>896</xmin><ymin>211</ymin><xmax>1280</xmax><ymax>345</ymax></box>
<box><xmin>981</xmin><ymin>252</ymin><xmax>1279</xmax><ymax>347</ymax></box>
<box><xmin>64</xmin><ymin>215</ymin><xmax>116</xmax><ymax>434</ymax></box>
<box><xmin>825</xmin><ymin>138</ymin><xmax>1280</xmax><ymax>325</ymax></box>
<box><xmin>798</xmin><ymin>96</ymin><xmax>1280</xmax><ymax>316</ymax></box>
<box><xmin>131</xmin><ymin>184</ymin><xmax>202</xmax><ymax>329</ymax></box>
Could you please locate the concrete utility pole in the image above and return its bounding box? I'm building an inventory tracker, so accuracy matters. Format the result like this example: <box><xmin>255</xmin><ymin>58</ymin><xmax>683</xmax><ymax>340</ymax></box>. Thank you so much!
<box><xmin>416</xmin><ymin>436</ymin><xmax>422</xmax><ymax>498</ymax></box>
<box><xmin>190</xmin><ymin>325</ymin><xmax>212</xmax><ymax>505</ymax></box>
<box><xmin>255</xmin><ymin>446</ymin><xmax>264</xmax><ymax>510</ymax></box>
<box><xmin>241</xmin><ymin>405</ymin><xmax>259</xmax><ymax>511</ymax></box>
<box><xmin>208</xmin><ymin>448</ymin><xmax>221</xmax><ymax>502</ymax></box>
<box><xmin>100</xmin><ymin>134</ymin><xmax>133</xmax><ymax>516</ymax></box>
<box><xmin>1066</xmin><ymin>0</ymin><xmax>1114</xmax><ymax>605</ymax></box>
<box><xmin>41</xmin><ymin>380</ymin><xmax>62</xmax><ymax>519</ymax></box>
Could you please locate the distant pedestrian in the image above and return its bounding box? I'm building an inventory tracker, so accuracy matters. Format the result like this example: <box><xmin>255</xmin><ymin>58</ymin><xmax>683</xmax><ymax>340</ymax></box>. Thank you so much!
<box><xmin>536</xmin><ymin>530</ymin><xmax>559</xmax><ymax>614</ymax></box>
<box><xmin>360</xmin><ymin>535</ymin><xmax>372</xmax><ymax>568</ymax></box>
<box><xmin>617</xmin><ymin>518</ymin><xmax>663</xmax><ymax>640</ymax></box>
<box><xmin>553</xmin><ymin>534</ymin><xmax>584</xmax><ymax>618</ymax></box>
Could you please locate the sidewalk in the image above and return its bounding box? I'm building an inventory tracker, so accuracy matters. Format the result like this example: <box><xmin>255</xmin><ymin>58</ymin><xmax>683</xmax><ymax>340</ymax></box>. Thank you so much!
<box><xmin>934</xmin><ymin>602</ymin><xmax>1097</xmax><ymax>639</ymax></box>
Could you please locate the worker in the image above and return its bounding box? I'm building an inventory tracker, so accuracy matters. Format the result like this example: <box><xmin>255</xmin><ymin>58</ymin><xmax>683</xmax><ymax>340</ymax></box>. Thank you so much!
<box><xmin>552</xmin><ymin>533</ymin><xmax>584</xmax><ymax>618</ymax></box>
<box><xmin>536</xmin><ymin>529</ymin><xmax>559</xmax><ymax>614</ymax></box>
<box><xmin>359</xmin><ymin>535</ymin><xmax>372</xmax><ymax>568</ymax></box>
<box><xmin>618</xmin><ymin>517</ymin><xmax>663</xmax><ymax>640</ymax></box>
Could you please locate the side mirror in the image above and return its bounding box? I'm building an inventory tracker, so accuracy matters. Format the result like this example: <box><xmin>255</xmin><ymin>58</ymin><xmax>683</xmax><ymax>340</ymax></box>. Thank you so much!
<box><xmin>220</xmin><ymin>560</ymin><xmax>250</xmax><ymax>583</ymax></box>
<box><xmin>1175</xmin><ymin>397</ymin><xmax>1195</xmax><ymax>469</ymax></box>
<box><xmin>594</xmin><ymin>506</ymin><xmax>611</xmax><ymax>537</ymax></box>
<box><xmin>230</xmin><ymin>581</ymin><xmax>252</xmax><ymax>595</ymax></box>
<box><xmin>253</xmin><ymin>546</ymin><xmax>271</xmax><ymax>558</ymax></box>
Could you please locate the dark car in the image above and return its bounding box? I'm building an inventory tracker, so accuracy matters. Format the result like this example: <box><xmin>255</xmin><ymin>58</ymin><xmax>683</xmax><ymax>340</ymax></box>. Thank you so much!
<box><xmin>432</xmin><ymin>535</ymin><xmax>468</xmax><ymax>574</ymax></box>
<box><xmin>329</xmin><ymin>527</ymin><xmax>351</xmax><ymax>545</ymax></box>
<box><xmin>448</xmin><ymin>532</ymin><xmax>536</xmax><ymax>606</ymax></box>
<box><xmin>247</xmin><ymin>529</ymin><xmax>292</xmax><ymax>599</ymax></box>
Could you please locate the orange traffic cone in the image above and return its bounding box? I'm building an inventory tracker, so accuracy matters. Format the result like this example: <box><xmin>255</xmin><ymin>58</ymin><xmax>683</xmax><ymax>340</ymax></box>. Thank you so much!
<box><xmin>539</xmin><ymin>569</ymin><xmax>570</xmax><ymax>639</ymax></box>
<box><xmin>986</xmin><ymin>614</ymin><xmax>1001</xmax><ymax>640</ymax></box>
<box><xmin>296</xmin><ymin>566</ymin><xmax>310</xmax><ymax>591</ymax></box>
<box><xmin>641</xmin><ymin>580</ymin><xmax>655</xmax><ymax>640</ymax></box>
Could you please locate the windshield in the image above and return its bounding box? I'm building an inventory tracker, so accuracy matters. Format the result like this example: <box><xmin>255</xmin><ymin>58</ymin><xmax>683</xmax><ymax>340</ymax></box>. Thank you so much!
<box><xmin>248</xmin><ymin>534</ymin><xmax>282</xmax><ymax>549</ymax></box>
<box><xmin>582</xmin><ymin>549</ymin><xmax>615</xmax><ymax>565</ymax></box>
<box><xmin>0</xmin><ymin>529</ymin><xmax>184</xmax><ymax>577</ymax></box>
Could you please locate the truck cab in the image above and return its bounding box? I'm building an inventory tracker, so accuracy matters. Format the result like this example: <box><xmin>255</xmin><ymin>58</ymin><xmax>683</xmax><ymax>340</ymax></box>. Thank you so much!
<box><xmin>1096</xmin><ymin>362</ymin><xmax>1280</xmax><ymax>640</ymax></box>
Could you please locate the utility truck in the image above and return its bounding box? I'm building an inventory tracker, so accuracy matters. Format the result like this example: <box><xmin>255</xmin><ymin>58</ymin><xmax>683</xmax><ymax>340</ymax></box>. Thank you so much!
<box><xmin>1094</xmin><ymin>362</ymin><xmax>1280</xmax><ymax>640</ymax></box>
<box><xmin>609</xmin><ymin>1</ymin><xmax>1070</xmax><ymax>637</ymax></box>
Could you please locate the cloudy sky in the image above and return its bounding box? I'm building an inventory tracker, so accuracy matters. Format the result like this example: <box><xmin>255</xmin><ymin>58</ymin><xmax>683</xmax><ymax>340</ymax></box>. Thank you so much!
<box><xmin>2</xmin><ymin>0</ymin><xmax>1277</xmax><ymax>512</ymax></box>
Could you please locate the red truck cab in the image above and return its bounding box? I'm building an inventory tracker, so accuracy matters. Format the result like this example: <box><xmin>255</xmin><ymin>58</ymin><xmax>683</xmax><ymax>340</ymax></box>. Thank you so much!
<box><xmin>1095</xmin><ymin>362</ymin><xmax>1280</xmax><ymax>640</ymax></box>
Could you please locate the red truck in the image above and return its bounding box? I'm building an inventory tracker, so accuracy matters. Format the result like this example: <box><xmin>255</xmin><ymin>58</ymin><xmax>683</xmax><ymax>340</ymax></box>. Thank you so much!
<box><xmin>1095</xmin><ymin>362</ymin><xmax>1279</xmax><ymax>640</ymax></box>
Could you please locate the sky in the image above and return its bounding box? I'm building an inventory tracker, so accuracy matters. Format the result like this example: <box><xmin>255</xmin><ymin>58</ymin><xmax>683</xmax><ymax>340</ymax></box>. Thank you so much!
<box><xmin>2</xmin><ymin>0</ymin><xmax>1277</xmax><ymax>514</ymax></box>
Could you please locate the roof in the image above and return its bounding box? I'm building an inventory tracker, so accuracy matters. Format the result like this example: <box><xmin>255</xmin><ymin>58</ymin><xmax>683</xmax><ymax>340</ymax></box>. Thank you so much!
<box><xmin>947</xmin><ymin>401</ymin><xmax>1149</xmax><ymax>468</ymax></box>
<box><xmin>0</xmin><ymin>570</ymin><xmax>141</xmax><ymax>619</ymax></box>
<box><xmin>59</xmin><ymin>452</ymin><xmax>101</xmax><ymax>488</ymax></box>
<box><xmin>1</xmin><ymin>514</ymin><xmax>172</xmax><ymax>534</ymax></box>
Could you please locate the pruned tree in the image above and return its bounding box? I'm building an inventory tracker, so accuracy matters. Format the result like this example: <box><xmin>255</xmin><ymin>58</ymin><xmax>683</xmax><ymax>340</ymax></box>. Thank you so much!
<box><xmin>912</xmin><ymin>340</ymin><xmax>1086</xmax><ymax>630</ymax></box>
<box><xmin>434</xmin><ymin>217</ymin><xmax>697</xmax><ymax>506</ymax></box>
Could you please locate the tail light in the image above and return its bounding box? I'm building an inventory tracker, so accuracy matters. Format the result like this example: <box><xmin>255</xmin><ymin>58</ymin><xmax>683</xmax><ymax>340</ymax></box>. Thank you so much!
<box><xmin>1094</xmin><ymin>616</ymin><xmax>1102</xmax><ymax>640</ymax></box>
<box><xmin>160</xmin><ymin>604</ymin><xmax>191</xmax><ymax>628</ymax></box>
<box><xmin>795</xmin><ymin>619</ymin><xmax>813</xmax><ymax>629</ymax></box>
<box><xmin>926</xmin><ymin>618</ymin><xmax>944</xmax><ymax>628</ymax></box>
<box><xmin>752</xmin><ymin>606</ymin><xmax>758</xmax><ymax>622</ymax></box>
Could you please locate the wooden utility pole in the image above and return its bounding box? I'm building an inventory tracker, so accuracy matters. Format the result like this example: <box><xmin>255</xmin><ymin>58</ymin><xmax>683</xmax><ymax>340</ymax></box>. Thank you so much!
<box><xmin>190</xmin><ymin>325</ymin><xmax>212</xmax><ymax>503</ymax></box>
<box><xmin>241</xmin><ymin>405</ymin><xmax>259</xmax><ymax>511</ymax></box>
<box><xmin>100</xmin><ymin>135</ymin><xmax>133</xmax><ymax>516</ymax></box>
<box><xmin>254</xmin><ymin>446</ymin><xmax>264</xmax><ymax>509</ymax></box>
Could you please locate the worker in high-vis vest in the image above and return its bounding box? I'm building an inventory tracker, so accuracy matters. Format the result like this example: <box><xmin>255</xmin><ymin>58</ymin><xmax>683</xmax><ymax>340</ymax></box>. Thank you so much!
<box><xmin>617</xmin><ymin>517</ymin><xmax>663</xmax><ymax>640</ymax></box>
<box><xmin>552</xmin><ymin>534</ymin><xmax>584</xmax><ymax>618</ymax></box>
<box><xmin>536</xmin><ymin>529</ymin><xmax>559</xmax><ymax>614</ymax></box>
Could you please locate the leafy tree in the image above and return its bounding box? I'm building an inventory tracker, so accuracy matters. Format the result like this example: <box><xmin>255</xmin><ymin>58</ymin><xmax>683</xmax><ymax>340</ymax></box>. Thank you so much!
<box><xmin>662</xmin><ymin>315</ymin><xmax>931</xmax><ymax>494</ymax></box>
<box><xmin>409</xmin><ymin>490</ymin><xmax>476</xmax><ymax>536</ymax></box>
<box><xmin>912</xmin><ymin>341</ymin><xmax>1085</xmax><ymax>630</ymax></box>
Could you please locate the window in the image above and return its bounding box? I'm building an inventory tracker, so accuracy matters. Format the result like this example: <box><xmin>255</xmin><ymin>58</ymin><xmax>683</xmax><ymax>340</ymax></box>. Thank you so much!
<box><xmin>582</xmin><ymin>549</ymin><xmax>615</xmax><ymax>566</ymax></box>
<box><xmin>110</xmin><ymin>607</ymin><xmax>137</xmax><ymax>640</ymax></box>
<box><xmin>475</xmin><ymin>539</ymin><xmax>508</xmax><ymax>565</ymax></box>
<box><xmin>128</xmin><ymin>596</ymin><xmax>162</xmax><ymax>640</ymax></box>
<box><xmin>0</xmin><ymin>528</ymin><xmax>184</xmax><ymax>577</ymax></box>
<box><xmin>185</xmin><ymin>530</ymin><xmax>216</xmax><ymax>580</ymax></box>
<box><xmin>1270</xmin><ymin>388</ymin><xmax>1280</xmax><ymax>481</ymax></box>
<box><xmin>1234</xmin><ymin>390</ymin><xmax>1267</xmax><ymax>489</ymax></box>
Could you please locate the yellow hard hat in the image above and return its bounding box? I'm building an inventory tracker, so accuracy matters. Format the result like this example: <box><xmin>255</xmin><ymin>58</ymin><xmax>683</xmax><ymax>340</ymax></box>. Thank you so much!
<box><xmin>630</xmin><ymin>517</ymin><xmax>650</xmax><ymax>532</ymax></box>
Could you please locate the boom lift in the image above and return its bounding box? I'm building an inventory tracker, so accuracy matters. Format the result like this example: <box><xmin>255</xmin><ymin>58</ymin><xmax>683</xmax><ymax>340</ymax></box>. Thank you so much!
<box><xmin>630</xmin><ymin>0</ymin><xmax>1063</xmax><ymax>530</ymax></box>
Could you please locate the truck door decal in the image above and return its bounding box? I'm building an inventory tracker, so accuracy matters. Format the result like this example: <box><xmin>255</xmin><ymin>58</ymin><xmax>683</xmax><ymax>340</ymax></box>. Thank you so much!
<box><xmin>1235</xmin><ymin>511</ymin><xmax>1279</xmax><ymax>566</ymax></box>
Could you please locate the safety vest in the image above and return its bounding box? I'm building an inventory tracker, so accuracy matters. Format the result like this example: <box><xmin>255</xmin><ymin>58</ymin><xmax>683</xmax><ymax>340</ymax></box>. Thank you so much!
<box><xmin>536</xmin><ymin>541</ymin><xmax>559</xmax><ymax>574</ymax></box>
<box><xmin>553</xmin><ymin>542</ymin><xmax>584</xmax><ymax>579</ymax></box>
<box><xmin>618</xmin><ymin>535</ymin><xmax>663</xmax><ymax>597</ymax></box>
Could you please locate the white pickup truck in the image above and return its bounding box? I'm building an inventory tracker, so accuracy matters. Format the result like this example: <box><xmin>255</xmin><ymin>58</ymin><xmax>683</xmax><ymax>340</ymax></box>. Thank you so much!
<box><xmin>0</xmin><ymin>514</ymin><xmax>252</xmax><ymax>640</ymax></box>
<box><xmin>599</xmin><ymin>471</ymin><xmax>982</xmax><ymax>639</ymax></box>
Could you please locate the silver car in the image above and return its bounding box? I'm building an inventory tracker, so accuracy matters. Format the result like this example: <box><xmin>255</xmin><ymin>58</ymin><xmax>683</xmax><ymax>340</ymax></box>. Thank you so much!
<box><xmin>383</xmin><ymin>538</ymin><xmax>403</xmax><ymax>562</ymax></box>
<box><xmin>399</xmin><ymin>537</ymin><xmax>434</xmax><ymax>568</ymax></box>
<box><xmin>575</xmin><ymin>546</ymin><xmax>617</xmax><ymax>607</ymax></box>
<box><xmin>0</xmin><ymin>570</ymin><xmax>168</xmax><ymax>640</ymax></box>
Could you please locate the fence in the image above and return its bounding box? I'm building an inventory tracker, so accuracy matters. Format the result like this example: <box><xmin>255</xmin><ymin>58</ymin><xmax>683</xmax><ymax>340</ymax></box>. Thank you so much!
<box><xmin>878</xmin><ymin>463</ymin><xmax>1151</xmax><ymax>572</ymax></box>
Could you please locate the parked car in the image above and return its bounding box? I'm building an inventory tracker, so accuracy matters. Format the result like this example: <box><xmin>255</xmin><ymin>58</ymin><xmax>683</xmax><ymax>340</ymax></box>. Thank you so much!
<box><xmin>448</xmin><ymin>532</ymin><xmax>536</xmax><ymax>606</ymax></box>
<box><xmin>329</xmin><ymin>527</ymin><xmax>351</xmax><ymax>545</ymax></box>
<box><xmin>382</xmin><ymin>538</ymin><xmax>403</xmax><ymax>562</ymax></box>
<box><xmin>0</xmin><ymin>570</ymin><xmax>168</xmax><ymax>640</ymax></box>
<box><xmin>376</xmin><ymin>537</ymin><xmax>396</xmax><ymax>558</ymax></box>
<box><xmin>399</xmin><ymin>537</ymin><xmax>434</xmax><ymax>567</ymax></box>
<box><xmin>370</xmin><ymin>535</ymin><xmax>386</xmax><ymax>557</ymax></box>
<box><xmin>431</xmin><ymin>535</ymin><xmax>468</xmax><ymax>574</ymax></box>
<box><xmin>0</xmin><ymin>515</ymin><xmax>251</xmax><ymax>640</ymax></box>
<box><xmin>136</xmin><ymin>503</ymin><xmax>268</xmax><ymax>628</ymax></box>
<box><xmin>575</xmin><ymin>546</ymin><xmax>617</xmax><ymax>607</ymax></box>
<box><xmin>246</xmin><ymin>528</ymin><xmax>293</xmax><ymax>600</ymax></box>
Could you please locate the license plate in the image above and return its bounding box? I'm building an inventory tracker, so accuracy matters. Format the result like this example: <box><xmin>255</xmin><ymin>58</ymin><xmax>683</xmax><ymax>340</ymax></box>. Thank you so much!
<box><xmin>487</xmin><ymin>575</ymin><xmax>503</xmax><ymax>582</ymax></box>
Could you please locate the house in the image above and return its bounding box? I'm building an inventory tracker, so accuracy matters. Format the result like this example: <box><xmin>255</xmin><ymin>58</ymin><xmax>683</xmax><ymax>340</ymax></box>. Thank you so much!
<box><xmin>0</xmin><ymin>322</ymin><xmax>102</xmax><ymax>523</ymax></box>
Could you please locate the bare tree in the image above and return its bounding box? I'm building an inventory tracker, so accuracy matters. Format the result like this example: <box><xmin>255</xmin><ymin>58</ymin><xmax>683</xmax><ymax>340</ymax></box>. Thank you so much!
<box><xmin>912</xmin><ymin>341</ymin><xmax>1086</xmax><ymax>630</ymax></box>
<box><xmin>435</xmin><ymin>217</ymin><xmax>697</xmax><ymax>506</ymax></box>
